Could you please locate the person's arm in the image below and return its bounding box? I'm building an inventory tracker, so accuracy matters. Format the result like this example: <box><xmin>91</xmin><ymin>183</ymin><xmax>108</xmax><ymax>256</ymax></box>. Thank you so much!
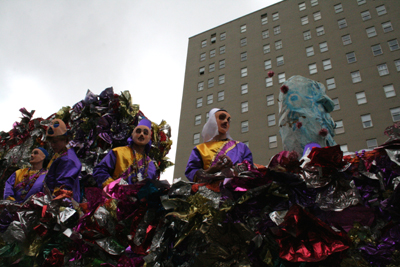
<box><xmin>185</xmin><ymin>148</ymin><xmax>204</xmax><ymax>182</ymax></box>
<box><xmin>93</xmin><ymin>150</ymin><xmax>117</xmax><ymax>187</ymax></box>
<box><xmin>242</xmin><ymin>143</ymin><xmax>253</xmax><ymax>165</ymax></box>
<box><xmin>3</xmin><ymin>172</ymin><xmax>17</xmax><ymax>201</ymax></box>
<box><xmin>49</xmin><ymin>155</ymin><xmax>81</xmax><ymax>191</ymax></box>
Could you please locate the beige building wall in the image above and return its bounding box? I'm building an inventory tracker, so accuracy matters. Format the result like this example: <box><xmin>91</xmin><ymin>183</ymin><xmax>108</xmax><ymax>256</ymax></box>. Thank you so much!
<box><xmin>174</xmin><ymin>0</ymin><xmax>400</xmax><ymax>179</ymax></box>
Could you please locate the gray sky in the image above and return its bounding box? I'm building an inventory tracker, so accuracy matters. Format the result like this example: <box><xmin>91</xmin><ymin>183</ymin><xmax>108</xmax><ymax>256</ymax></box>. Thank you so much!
<box><xmin>0</xmin><ymin>0</ymin><xmax>281</xmax><ymax>182</ymax></box>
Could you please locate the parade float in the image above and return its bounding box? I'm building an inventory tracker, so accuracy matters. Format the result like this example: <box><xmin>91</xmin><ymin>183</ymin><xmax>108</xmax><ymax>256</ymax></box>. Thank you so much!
<box><xmin>0</xmin><ymin>78</ymin><xmax>399</xmax><ymax>266</ymax></box>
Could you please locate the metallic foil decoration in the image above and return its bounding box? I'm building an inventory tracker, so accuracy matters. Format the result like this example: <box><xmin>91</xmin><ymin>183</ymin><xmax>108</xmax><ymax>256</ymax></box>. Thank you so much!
<box><xmin>94</xmin><ymin>206</ymin><xmax>115</xmax><ymax>236</ymax></box>
<box><xmin>58</xmin><ymin>207</ymin><xmax>76</xmax><ymax>224</ymax></box>
<box><xmin>316</xmin><ymin>179</ymin><xmax>361</xmax><ymax>211</ymax></box>
<box><xmin>2</xmin><ymin>221</ymin><xmax>26</xmax><ymax>244</ymax></box>
<box><xmin>385</xmin><ymin>148</ymin><xmax>400</xmax><ymax>166</ymax></box>
<box><xmin>95</xmin><ymin>237</ymin><xmax>124</xmax><ymax>255</ymax></box>
<box><xmin>269</xmin><ymin>210</ymin><xmax>288</xmax><ymax>226</ymax></box>
<box><xmin>197</xmin><ymin>186</ymin><xmax>221</xmax><ymax>209</ymax></box>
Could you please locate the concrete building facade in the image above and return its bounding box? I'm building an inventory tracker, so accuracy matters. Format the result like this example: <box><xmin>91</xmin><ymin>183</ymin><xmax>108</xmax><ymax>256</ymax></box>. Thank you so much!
<box><xmin>174</xmin><ymin>0</ymin><xmax>400</xmax><ymax>179</ymax></box>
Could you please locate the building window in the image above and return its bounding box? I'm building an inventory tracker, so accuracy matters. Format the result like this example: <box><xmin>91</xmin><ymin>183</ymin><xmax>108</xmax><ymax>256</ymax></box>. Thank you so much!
<box><xmin>208</xmin><ymin>78</ymin><xmax>214</xmax><ymax>88</ymax></box>
<box><xmin>220</xmin><ymin>45</ymin><xmax>226</xmax><ymax>54</ymax></box>
<box><xmin>195</xmin><ymin>115</ymin><xmax>201</xmax><ymax>125</ymax></box>
<box><xmin>219</xmin><ymin>59</ymin><xmax>225</xmax><ymax>69</ymax></box>
<box><xmin>198</xmin><ymin>81</ymin><xmax>204</xmax><ymax>91</ymax></box>
<box><xmin>388</xmin><ymin>39</ymin><xmax>400</xmax><ymax>51</ymax></box>
<box><xmin>262</xmin><ymin>30</ymin><xmax>269</xmax><ymax>39</ymax></box>
<box><xmin>220</xmin><ymin>32</ymin><xmax>226</xmax><ymax>41</ymax></box>
<box><xmin>241</xmin><ymin>52</ymin><xmax>247</xmax><ymax>61</ymax></box>
<box><xmin>210</xmin><ymin>49</ymin><xmax>216</xmax><ymax>58</ymax></box>
<box><xmin>306</xmin><ymin>46</ymin><xmax>314</xmax><ymax>57</ymax></box>
<box><xmin>311</xmin><ymin>0</ymin><xmax>318</xmax><ymax>6</ymax></box>
<box><xmin>366</xmin><ymin>27</ymin><xmax>377</xmax><ymax>38</ymax></box>
<box><xmin>241</xmin><ymin>121</ymin><xmax>249</xmax><ymax>133</ymax></box>
<box><xmin>199</xmin><ymin>67</ymin><xmax>205</xmax><ymax>75</ymax></box>
<box><xmin>356</xmin><ymin>92</ymin><xmax>367</xmax><ymax>104</ymax></box>
<box><xmin>319</xmin><ymin>42</ymin><xmax>328</xmax><ymax>52</ymax></box>
<box><xmin>277</xmin><ymin>56</ymin><xmax>284</xmax><ymax>66</ymax></box>
<box><xmin>384</xmin><ymin>84</ymin><xmax>396</xmax><ymax>98</ymax></box>
<box><xmin>268</xmin><ymin>114</ymin><xmax>276</xmax><ymax>126</ymax></box>
<box><xmin>351</xmin><ymin>71</ymin><xmax>362</xmax><ymax>83</ymax></box>
<box><xmin>267</xmin><ymin>94</ymin><xmax>274</xmax><ymax>106</ymax></box>
<box><xmin>206</xmin><ymin>112</ymin><xmax>209</xmax><ymax>122</ymax></box>
<box><xmin>323</xmin><ymin>59</ymin><xmax>332</xmax><ymax>70</ymax></box>
<box><xmin>241</xmin><ymin>37</ymin><xmax>247</xmax><ymax>46</ymax></box>
<box><xmin>335</xmin><ymin>120</ymin><xmax>345</xmax><ymax>134</ymax></box>
<box><xmin>361</xmin><ymin>114</ymin><xmax>373</xmax><ymax>128</ymax></box>
<box><xmin>340</xmin><ymin>144</ymin><xmax>349</xmax><ymax>152</ymax></box>
<box><xmin>241</xmin><ymin>67</ymin><xmax>248</xmax><ymax>77</ymax></box>
<box><xmin>278</xmin><ymin>73</ymin><xmax>286</xmax><ymax>83</ymax></box>
<box><xmin>274</xmin><ymin>25</ymin><xmax>281</xmax><ymax>35</ymax></box>
<box><xmin>377</xmin><ymin>63</ymin><xmax>389</xmax><ymax>76</ymax></box>
<box><xmin>201</xmin><ymin>40</ymin><xmax>207</xmax><ymax>48</ymax></box>
<box><xmin>263</xmin><ymin>44</ymin><xmax>270</xmax><ymax>54</ymax></box>
<box><xmin>219</xmin><ymin>75</ymin><xmax>225</xmax><ymax>85</ymax></box>
<box><xmin>193</xmin><ymin>133</ymin><xmax>200</xmax><ymax>144</ymax></box>
<box><xmin>299</xmin><ymin>2</ymin><xmax>306</xmax><ymax>11</ymax></box>
<box><xmin>301</xmin><ymin>16</ymin><xmax>309</xmax><ymax>25</ymax></box>
<box><xmin>240</xmin><ymin>24</ymin><xmax>247</xmax><ymax>33</ymax></box>
<box><xmin>391</xmin><ymin>107</ymin><xmax>400</xmax><ymax>122</ymax></box>
<box><xmin>275</xmin><ymin>40</ymin><xmax>283</xmax><ymax>50</ymax></box>
<box><xmin>338</xmin><ymin>18</ymin><xmax>347</xmax><ymax>29</ymax></box>
<box><xmin>342</xmin><ymin>34</ymin><xmax>352</xmax><ymax>45</ymax></box>
<box><xmin>395</xmin><ymin>59</ymin><xmax>400</xmax><ymax>71</ymax></box>
<box><xmin>264</xmin><ymin>59</ymin><xmax>272</xmax><ymax>70</ymax></box>
<box><xmin>326</xmin><ymin>77</ymin><xmax>336</xmax><ymax>90</ymax></box>
<box><xmin>334</xmin><ymin>4</ymin><xmax>343</xmax><ymax>13</ymax></box>
<box><xmin>367</xmin><ymin>139</ymin><xmax>378</xmax><ymax>149</ymax></box>
<box><xmin>313</xmin><ymin>11</ymin><xmax>321</xmax><ymax>21</ymax></box>
<box><xmin>376</xmin><ymin>5</ymin><xmax>387</xmax><ymax>16</ymax></box>
<box><xmin>241</xmin><ymin>101</ymin><xmax>249</xmax><ymax>113</ymax></box>
<box><xmin>207</xmin><ymin>94</ymin><xmax>213</xmax><ymax>105</ymax></box>
<box><xmin>304</xmin><ymin>30</ymin><xmax>311</xmax><ymax>40</ymax></box>
<box><xmin>357</xmin><ymin>0</ymin><xmax>366</xmax><ymax>5</ymax></box>
<box><xmin>200</xmin><ymin>53</ymin><xmax>206</xmax><ymax>61</ymax></box>
<box><xmin>309</xmin><ymin>63</ymin><xmax>317</xmax><ymax>74</ymax></box>
<box><xmin>269</xmin><ymin>135</ymin><xmax>277</xmax><ymax>148</ymax></box>
<box><xmin>209</xmin><ymin>63</ymin><xmax>215</xmax><ymax>72</ymax></box>
<box><xmin>241</xmin><ymin>84</ymin><xmax>248</xmax><ymax>95</ymax></box>
<box><xmin>361</xmin><ymin>10</ymin><xmax>371</xmax><ymax>21</ymax></box>
<box><xmin>332</xmin><ymin>98</ymin><xmax>340</xmax><ymax>111</ymax></box>
<box><xmin>316</xmin><ymin>26</ymin><xmax>325</xmax><ymax>36</ymax></box>
<box><xmin>346</xmin><ymin>52</ymin><xmax>356</xmax><ymax>63</ymax></box>
<box><xmin>372</xmin><ymin>44</ymin><xmax>383</xmax><ymax>56</ymax></box>
<box><xmin>261</xmin><ymin>13</ymin><xmax>268</xmax><ymax>25</ymax></box>
<box><xmin>211</xmin><ymin>34</ymin><xmax>216</xmax><ymax>44</ymax></box>
<box><xmin>218</xmin><ymin>91</ymin><xmax>224</xmax><ymax>101</ymax></box>
<box><xmin>382</xmin><ymin>22</ymin><xmax>393</xmax><ymax>33</ymax></box>
<box><xmin>266</xmin><ymin>77</ymin><xmax>273</xmax><ymax>87</ymax></box>
<box><xmin>272</xmin><ymin>12</ymin><xmax>279</xmax><ymax>21</ymax></box>
<box><xmin>196</xmin><ymin>98</ymin><xmax>203</xmax><ymax>108</ymax></box>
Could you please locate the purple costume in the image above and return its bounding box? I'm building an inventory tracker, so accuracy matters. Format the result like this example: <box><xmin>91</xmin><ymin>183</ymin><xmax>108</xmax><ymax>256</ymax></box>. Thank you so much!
<box><xmin>93</xmin><ymin>146</ymin><xmax>158</xmax><ymax>187</ymax></box>
<box><xmin>3</xmin><ymin>169</ymin><xmax>47</xmax><ymax>203</ymax></box>
<box><xmin>46</xmin><ymin>148</ymin><xmax>82</xmax><ymax>202</ymax></box>
<box><xmin>185</xmin><ymin>140</ymin><xmax>253</xmax><ymax>182</ymax></box>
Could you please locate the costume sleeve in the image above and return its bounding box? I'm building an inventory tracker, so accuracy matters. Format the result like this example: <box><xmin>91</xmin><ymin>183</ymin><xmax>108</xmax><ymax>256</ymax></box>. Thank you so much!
<box><xmin>93</xmin><ymin>150</ymin><xmax>117</xmax><ymax>187</ymax></box>
<box><xmin>242</xmin><ymin>143</ymin><xmax>253</xmax><ymax>165</ymax></box>
<box><xmin>3</xmin><ymin>172</ymin><xmax>16</xmax><ymax>200</ymax></box>
<box><xmin>185</xmin><ymin>147</ymin><xmax>204</xmax><ymax>182</ymax></box>
<box><xmin>146</xmin><ymin>160</ymin><xmax>158</xmax><ymax>180</ymax></box>
<box><xmin>46</xmin><ymin>155</ymin><xmax>81</xmax><ymax>192</ymax></box>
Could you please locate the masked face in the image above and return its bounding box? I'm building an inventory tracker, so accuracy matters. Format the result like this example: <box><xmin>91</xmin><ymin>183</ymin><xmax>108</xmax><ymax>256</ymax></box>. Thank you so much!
<box><xmin>132</xmin><ymin>126</ymin><xmax>151</xmax><ymax>147</ymax></box>
<box><xmin>215</xmin><ymin>111</ymin><xmax>231</xmax><ymax>135</ymax></box>
<box><xmin>30</xmin><ymin>148</ymin><xmax>46</xmax><ymax>164</ymax></box>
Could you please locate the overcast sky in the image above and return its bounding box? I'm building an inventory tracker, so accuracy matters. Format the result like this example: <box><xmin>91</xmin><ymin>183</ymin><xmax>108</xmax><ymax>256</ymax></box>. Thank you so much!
<box><xmin>0</xmin><ymin>0</ymin><xmax>281</xmax><ymax>182</ymax></box>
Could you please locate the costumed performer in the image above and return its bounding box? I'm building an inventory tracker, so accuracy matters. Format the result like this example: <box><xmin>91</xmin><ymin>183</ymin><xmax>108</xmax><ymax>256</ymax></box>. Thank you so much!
<box><xmin>3</xmin><ymin>147</ymin><xmax>49</xmax><ymax>203</ymax></box>
<box><xmin>93</xmin><ymin>118</ymin><xmax>158</xmax><ymax>187</ymax></box>
<box><xmin>185</xmin><ymin>108</ymin><xmax>253</xmax><ymax>182</ymax></box>
<box><xmin>45</xmin><ymin>119</ymin><xmax>82</xmax><ymax>202</ymax></box>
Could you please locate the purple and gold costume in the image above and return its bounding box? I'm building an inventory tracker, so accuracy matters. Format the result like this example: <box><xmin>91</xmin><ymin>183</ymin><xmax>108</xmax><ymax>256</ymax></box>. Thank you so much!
<box><xmin>93</xmin><ymin>146</ymin><xmax>157</xmax><ymax>188</ymax></box>
<box><xmin>46</xmin><ymin>148</ymin><xmax>81</xmax><ymax>202</ymax></box>
<box><xmin>3</xmin><ymin>168</ymin><xmax>48</xmax><ymax>203</ymax></box>
<box><xmin>185</xmin><ymin>140</ymin><xmax>253</xmax><ymax>182</ymax></box>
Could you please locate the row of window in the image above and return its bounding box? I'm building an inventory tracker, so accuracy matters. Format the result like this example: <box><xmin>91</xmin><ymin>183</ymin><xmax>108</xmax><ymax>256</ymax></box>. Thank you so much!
<box><xmin>201</xmin><ymin>32</ymin><xmax>226</xmax><ymax>48</ymax></box>
<box><xmin>298</xmin><ymin>0</ymin><xmax>320</xmax><ymax>11</ymax></box>
<box><xmin>299</xmin><ymin>0</ymin><xmax>377</xmax><ymax>13</ymax></box>
<box><xmin>200</xmin><ymin>46</ymin><xmax>225</xmax><ymax>61</ymax></box>
<box><xmin>197</xmin><ymin>75</ymin><xmax>225</xmax><ymax>91</ymax></box>
<box><xmin>195</xmin><ymin>91</ymin><xmax>225</xmax><ymax>108</ymax></box>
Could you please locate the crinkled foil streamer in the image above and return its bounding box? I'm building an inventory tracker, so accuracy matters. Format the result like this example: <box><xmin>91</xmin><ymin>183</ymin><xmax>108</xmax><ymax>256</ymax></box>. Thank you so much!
<box><xmin>95</xmin><ymin>236</ymin><xmax>124</xmax><ymax>255</ymax></box>
<box><xmin>2</xmin><ymin>221</ymin><xmax>26</xmax><ymax>244</ymax></box>
<box><xmin>94</xmin><ymin>206</ymin><xmax>115</xmax><ymax>236</ymax></box>
<box><xmin>316</xmin><ymin>178</ymin><xmax>361</xmax><ymax>211</ymax></box>
<box><xmin>197</xmin><ymin>185</ymin><xmax>221</xmax><ymax>209</ymax></box>
<box><xmin>58</xmin><ymin>207</ymin><xmax>76</xmax><ymax>224</ymax></box>
<box><xmin>385</xmin><ymin>148</ymin><xmax>400</xmax><ymax>166</ymax></box>
<box><xmin>269</xmin><ymin>210</ymin><xmax>288</xmax><ymax>226</ymax></box>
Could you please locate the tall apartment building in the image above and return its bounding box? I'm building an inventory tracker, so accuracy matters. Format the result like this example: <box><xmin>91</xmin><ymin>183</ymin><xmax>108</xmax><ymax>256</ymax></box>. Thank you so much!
<box><xmin>174</xmin><ymin>0</ymin><xmax>400</xmax><ymax>179</ymax></box>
